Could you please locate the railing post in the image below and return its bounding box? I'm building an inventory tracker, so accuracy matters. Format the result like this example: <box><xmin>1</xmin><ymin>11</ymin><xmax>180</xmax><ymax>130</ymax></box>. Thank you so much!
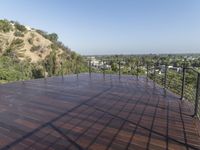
<box><xmin>193</xmin><ymin>73</ymin><xmax>200</xmax><ymax>117</ymax></box>
<box><xmin>20</xmin><ymin>63</ymin><xmax>24</xmax><ymax>83</ymax></box>
<box><xmin>103</xmin><ymin>60</ymin><xmax>105</xmax><ymax>78</ymax></box>
<box><xmin>43</xmin><ymin>62</ymin><xmax>46</xmax><ymax>81</ymax></box>
<box><xmin>146</xmin><ymin>63</ymin><xmax>149</xmax><ymax>81</ymax></box>
<box><xmin>181</xmin><ymin>67</ymin><xmax>186</xmax><ymax>100</ymax></box>
<box><xmin>164</xmin><ymin>65</ymin><xmax>167</xmax><ymax>89</ymax></box>
<box><xmin>153</xmin><ymin>64</ymin><xmax>156</xmax><ymax>82</ymax></box>
<box><xmin>60</xmin><ymin>62</ymin><xmax>64</xmax><ymax>79</ymax></box>
<box><xmin>89</xmin><ymin>59</ymin><xmax>91</xmax><ymax>77</ymax></box>
<box><xmin>136</xmin><ymin>61</ymin><xmax>139</xmax><ymax>79</ymax></box>
<box><xmin>119</xmin><ymin>60</ymin><xmax>121</xmax><ymax>79</ymax></box>
<box><xmin>76</xmin><ymin>60</ymin><xmax>79</xmax><ymax>79</ymax></box>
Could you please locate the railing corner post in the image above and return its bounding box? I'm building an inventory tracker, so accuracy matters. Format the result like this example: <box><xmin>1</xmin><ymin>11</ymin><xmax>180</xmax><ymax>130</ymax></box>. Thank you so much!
<box><xmin>193</xmin><ymin>72</ymin><xmax>200</xmax><ymax>117</ymax></box>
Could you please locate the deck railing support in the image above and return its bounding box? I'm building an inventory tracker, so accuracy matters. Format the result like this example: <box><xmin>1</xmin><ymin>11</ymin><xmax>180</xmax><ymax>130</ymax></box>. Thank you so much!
<box><xmin>119</xmin><ymin>60</ymin><xmax>121</xmax><ymax>79</ymax></box>
<box><xmin>136</xmin><ymin>61</ymin><xmax>139</xmax><ymax>79</ymax></box>
<box><xmin>164</xmin><ymin>65</ymin><xmax>167</xmax><ymax>89</ymax></box>
<box><xmin>181</xmin><ymin>67</ymin><xmax>186</xmax><ymax>100</ymax></box>
<box><xmin>89</xmin><ymin>59</ymin><xmax>91</xmax><ymax>77</ymax></box>
<box><xmin>20</xmin><ymin>63</ymin><xmax>24</xmax><ymax>83</ymax></box>
<box><xmin>153</xmin><ymin>65</ymin><xmax>156</xmax><ymax>82</ymax></box>
<box><xmin>43</xmin><ymin>63</ymin><xmax>46</xmax><ymax>81</ymax></box>
<box><xmin>146</xmin><ymin>63</ymin><xmax>149</xmax><ymax>81</ymax></box>
<box><xmin>193</xmin><ymin>73</ymin><xmax>200</xmax><ymax>117</ymax></box>
<box><xmin>103</xmin><ymin>60</ymin><xmax>105</xmax><ymax>78</ymax></box>
<box><xmin>61</xmin><ymin>62</ymin><xmax>64</xmax><ymax>79</ymax></box>
<box><xmin>76</xmin><ymin>60</ymin><xmax>79</xmax><ymax>79</ymax></box>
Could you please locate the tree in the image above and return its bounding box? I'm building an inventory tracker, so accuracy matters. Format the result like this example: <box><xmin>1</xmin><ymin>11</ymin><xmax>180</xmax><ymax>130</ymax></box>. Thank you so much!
<box><xmin>48</xmin><ymin>33</ymin><xmax>58</xmax><ymax>42</ymax></box>
<box><xmin>45</xmin><ymin>50</ymin><xmax>57</xmax><ymax>76</ymax></box>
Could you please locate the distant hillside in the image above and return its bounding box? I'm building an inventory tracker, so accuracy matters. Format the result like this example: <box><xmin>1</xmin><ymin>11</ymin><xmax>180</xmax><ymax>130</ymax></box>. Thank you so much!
<box><xmin>0</xmin><ymin>19</ymin><xmax>73</xmax><ymax>62</ymax></box>
<box><xmin>0</xmin><ymin>19</ymin><xmax>86</xmax><ymax>82</ymax></box>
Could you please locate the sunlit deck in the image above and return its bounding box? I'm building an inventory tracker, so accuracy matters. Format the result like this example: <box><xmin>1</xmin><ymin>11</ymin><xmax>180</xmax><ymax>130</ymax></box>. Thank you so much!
<box><xmin>0</xmin><ymin>73</ymin><xmax>199</xmax><ymax>150</ymax></box>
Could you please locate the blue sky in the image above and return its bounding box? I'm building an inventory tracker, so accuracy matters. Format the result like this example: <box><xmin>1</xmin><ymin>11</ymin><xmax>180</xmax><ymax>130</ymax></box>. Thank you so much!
<box><xmin>0</xmin><ymin>0</ymin><xmax>200</xmax><ymax>55</ymax></box>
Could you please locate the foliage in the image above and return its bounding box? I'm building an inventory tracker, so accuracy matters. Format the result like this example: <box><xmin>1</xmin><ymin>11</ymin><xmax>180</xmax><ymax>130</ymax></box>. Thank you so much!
<box><xmin>10</xmin><ymin>38</ymin><xmax>24</xmax><ymax>48</ymax></box>
<box><xmin>0</xmin><ymin>19</ymin><xmax>86</xmax><ymax>83</ymax></box>
<box><xmin>30</xmin><ymin>45</ymin><xmax>41</xmax><ymax>52</ymax></box>
<box><xmin>48</xmin><ymin>33</ymin><xmax>58</xmax><ymax>42</ymax></box>
<box><xmin>28</xmin><ymin>38</ymin><xmax>33</xmax><ymax>45</ymax></box>
<box><xmin>14</xmin><ymin>22</ymin><xmax>27</xmax><ymax>32</ymax></box>
<box><xmin>14</xmin><ymin>31</ymin><xmax>24</xmax><ymax>37</ymax></box>
<box><xmin>44</xmin><ymin>50</ymin><xmax>57</xmax><ymax>76</ymax></box>
<box><xmin>36</xmin><ymin>30</ymin><xmax>71</xmax><ymax>52</ymax></box>
<box><xmin>32</xmin><ymin>66</ymin><xmax>44</xmax><ymax>78</ymax></box>
<box><xmin>0</xmin><ymin>20</ymin><xmax>13</xmax><ymax>32</ymax></box>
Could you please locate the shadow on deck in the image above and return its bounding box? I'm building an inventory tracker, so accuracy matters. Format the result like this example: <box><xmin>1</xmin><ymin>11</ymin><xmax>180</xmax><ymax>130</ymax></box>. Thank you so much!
<box><xmin>0</xmin><ymin>73</ymin><xmax>199</xmax><ymax>150</ymax></box>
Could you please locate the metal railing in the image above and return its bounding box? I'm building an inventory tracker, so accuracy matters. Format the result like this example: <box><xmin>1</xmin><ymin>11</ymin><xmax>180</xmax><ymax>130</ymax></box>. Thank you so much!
<box><xmin>4</xmin><ymin>56</ymin><xmax>199</xmax><ymax>118</ymax></box>
<box><xmin>85</xmin><ymin>58</ymin><xmax>200</xmax><ymax>117</ymax></box>
<box><xmin>147</xmin><ymin>64</ymin><xmax>200</xmax><ymax>117</ymax></box>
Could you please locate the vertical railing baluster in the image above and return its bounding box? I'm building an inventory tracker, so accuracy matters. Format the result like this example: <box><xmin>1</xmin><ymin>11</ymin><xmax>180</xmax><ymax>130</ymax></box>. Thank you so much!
<box><xmin>146</xmin><ymin>63</ymin><xmax>149</xmax><ymax>81</ymax></box>
<box><xmin>153</xmin><ymin>64</ymin><xmax>156</xmax><ymax>82</ymax></box>
<box><xmin>164</xmin><ymin>65</ymin><xmax>167</xmax><ymax>89</ymax></box>
<box><xmin>119</xmin><ymin>60</ymin><xmax>121</xmax><ymax>80</ymax></box>
<box><xmin>20</xmin><ymin>63</ymin><xmax>24</xmax><ymax>83</ymax></box>
<box><xmin>89</xmin><ymin>59</ymin><xmax>91</xmax><ymax>77</ymax></box>
<box><xmin>103</xmin><ymin>60</ymin><xmax>105</xmax><ymax>78</ymax></box>
<box><xmin>61</xmin><ymin>62</ymin><xmax>64</xmax><ymax>79</ymax></box>
<box><xmin>76</xmin><ymin>59</ymin><xmax>78</xmax><ymax>79</ymax></box>
<box><xmin>137</xmin><ymin>61</ymin><xmax>139</xmax><ymax>79</ymax></box>
<box><xmin>181</xmin><ymin>67</ymin><xmax>186</xmax><ymax>100</ymax></box>
<box><xmin>43</xmin><ymin>62</ymin><xmax>46</xmax><ymax>81</ymax></box>
<box><xmin>193</xmin><ymin>73</ymin><xmax>200</xmax><ymax>117</ymax></box>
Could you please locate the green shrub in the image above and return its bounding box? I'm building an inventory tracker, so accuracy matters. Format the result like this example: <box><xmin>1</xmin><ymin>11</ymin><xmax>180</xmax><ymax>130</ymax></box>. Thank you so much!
<box><xmin>51</xmin><ymin>44</ymin><xmax>58</xmax><ymax>50</ymax></box>
<box><xmin>30</xmin><ymin>45</ymin><xmax>41</xmax><ymax>52</ymax></box>
<box><xmin>14</xmin><ymin>31</ymin><xmax>24</xmax><ymax>37</ymax></box>
<box><xmin>28</xmin><ymin>38</ymin><xmax>33</xmax><ymax>45</ymax></box>
<box><xmin>32</xmin><ymin>67</ymin><xmax>44</xmax><ymax>78</ymax></box>
<box><xmin>0</xmin><ymin>20</ymin><xmax>12</xmax><ymax>32</ymax></box>
<box><xmin>14</xmin><ymin>22</ymin><xmax>27</xmax><ymax>32</ymax></box>
<box><xmin>10</xmin><ymin>38</ymin><xmax>24</xmax><ymax>48</ymax></box>
<box><xmin>0</xmin><ymin>68</ymin><xmax>21</xmax><ymax>81</ymax></box>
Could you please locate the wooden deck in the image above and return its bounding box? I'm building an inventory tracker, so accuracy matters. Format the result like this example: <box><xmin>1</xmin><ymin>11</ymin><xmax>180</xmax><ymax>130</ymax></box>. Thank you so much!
<box><xmin>0</xmin><ymin>73</ymin><xmax>199</xmax><ymax>150</ymax></box>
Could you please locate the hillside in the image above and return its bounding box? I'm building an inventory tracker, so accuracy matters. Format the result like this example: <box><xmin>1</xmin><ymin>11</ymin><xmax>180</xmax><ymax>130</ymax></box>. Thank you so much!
<box><xmin>0</xmin><ymin>20</ymin><xmax>71</xmax><ymax>62</ymax></box>
<box><xmin>0</xmin><ymin>19</ymin><xmax>86</xmax><ymax>82</ymax></box>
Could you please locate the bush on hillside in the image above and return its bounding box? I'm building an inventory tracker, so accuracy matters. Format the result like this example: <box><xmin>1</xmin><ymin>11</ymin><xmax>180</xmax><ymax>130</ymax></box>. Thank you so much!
<box><xmin>0</xmin><ymin>68</ymin><xmax>21</xmax><ymax>81</ymax></box>
<box><xmin>14</xmin><ymin>22</ymin><xmax>27</xmax><ymax>32</ymax></box>
<box><xmin>30</xmin><ymin>45</ymin><xmax>41</xmax><ymax>52</ymax></box>
<box><xmin>51</xmin><ymin>44</ymin><xmax>58</xmax><ymax>50</ymax></box>
<box><xmin>0</xmin><ymin>20</ymin><xmax>12</xmax><ymax>32</ymax></box>
<box><xmin>28</xmin><ymin>38</ymin><xmax>33</xmax><ymax>45</ymax></box>
<box><xmin>32</xmin><ymin>67</ymin><xmax>44</xmax><ymax>78</ymax></box>
<box><xmin>14</xmin><ymin>31</ymin><xmax>24</xmax><ymax>37</ymax></box>
<box><xmin>10</xmin><ymin>38</ymin><xmax>24</xmax><ymax>48</ymax></box>
<box><xmin>36</xmin><ymin>30</ymin><xmax>58</xmax><ymax>42</ymax></box>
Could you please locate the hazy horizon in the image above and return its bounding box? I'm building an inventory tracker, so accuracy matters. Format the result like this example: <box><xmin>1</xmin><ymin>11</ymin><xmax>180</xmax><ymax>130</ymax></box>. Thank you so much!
<box><xmin>1</xmin><ymin>0</ymin><xmax>200</xmax><ymax>55</ymax></box>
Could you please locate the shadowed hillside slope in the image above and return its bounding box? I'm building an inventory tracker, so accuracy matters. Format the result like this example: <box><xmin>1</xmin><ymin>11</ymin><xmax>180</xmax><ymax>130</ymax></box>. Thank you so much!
<box><xmin>0</xmin><ymin>19</ymin><xmax>86</xmax><ymax>82</ymax></box>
